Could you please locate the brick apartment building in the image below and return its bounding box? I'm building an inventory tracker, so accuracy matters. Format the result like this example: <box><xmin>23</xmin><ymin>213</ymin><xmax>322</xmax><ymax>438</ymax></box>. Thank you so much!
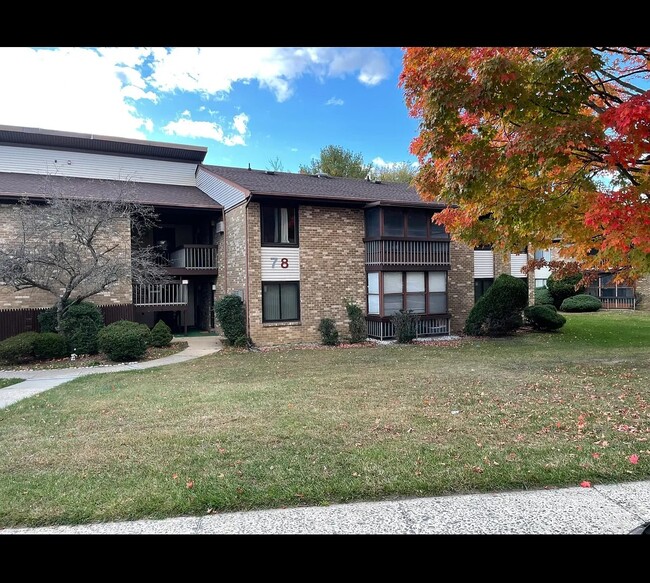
<box><xmin>0</xmin><ymin>125</ymin><xmax>645</xmax><ymax>346</ymax></box>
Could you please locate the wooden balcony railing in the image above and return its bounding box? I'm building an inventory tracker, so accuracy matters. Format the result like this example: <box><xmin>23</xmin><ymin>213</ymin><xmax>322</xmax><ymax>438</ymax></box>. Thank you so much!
<box><xmin>169</xmin><ymin>245</ymin><xmax>218</xmax><ymax>269</ymax></box>
<box><xmin>365</xmin><ymin>240</ymin><xmax>450</xmax><ymax>267</ymax></box>
<box><xmin>133</xmin><ymin>283</ymin><xmax>188</xmax><ymax>306</ymax></box>
<box><xmin>366</xmin><ymin>316</ymin><xmax>450</xmax><ymax>341</ymax></box>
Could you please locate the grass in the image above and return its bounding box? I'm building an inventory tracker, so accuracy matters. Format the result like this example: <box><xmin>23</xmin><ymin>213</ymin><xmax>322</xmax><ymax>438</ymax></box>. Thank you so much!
<box><xmin>0</xmin><ymin>341</ymin><xmax>188</xmax><ymax>371</ymax></box>
<box><xmin>0</xmin><ymin>378</ymin><xmax>22</xmax><ymax>390</ymax></box>
<box><xmin>0</xmin><ymin>310</ymin><xmax>648</xmax><ymax>529</ymax></box>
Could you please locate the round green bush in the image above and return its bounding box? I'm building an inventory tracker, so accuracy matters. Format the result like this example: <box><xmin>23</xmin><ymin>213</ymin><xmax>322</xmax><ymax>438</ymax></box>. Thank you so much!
<box><xmin>0</xmin><ymin>332</ymin><xmax>40</xmax><ymax>364</ymax></box>
<box><xmin>98</xmin><ymin>321</ymin><xmax>149</xmax><ymax>361</ymax></box>
<box><xmin>318</xmin><ymin>318</ymin><xmax>339</xmax><ymax>345</ymax></box>
<box><xmin>150</xmin><ymin>319</ymin><xmax>173</xmax><ymax>347</ymax></box>
<box><xmin>523</xmin><ymin>305</ymin><xmax>566</xmax><ymax>331</ymax></box>
<box><xmin>560</xmin><ymin>294</ymin><xmax>602</xmax><ymax>312</ymax></box>
<box><xmin>465</xmin><ymin>274</ymin><xmax>529</xmax><ymax>336</ymax></box>
<box><xmin>547</xmin><ymin>274</ymin><xmax>584</xmax><ymax>308</ymax></box>
<box><xmin>33</xmin><ymin>332</ymin><xmax>70</xmax><ymax>360</ymax></box>
<box><xmin>103</xmin><ymin>320</ymin><xmax>151</xmax><ymax>345</ymax></box>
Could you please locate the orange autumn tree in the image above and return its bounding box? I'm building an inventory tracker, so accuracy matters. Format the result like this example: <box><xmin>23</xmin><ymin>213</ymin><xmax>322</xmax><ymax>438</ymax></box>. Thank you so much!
<box><xmin>399</xmin><ymin>47</ymin><xmax>650</xmax><ymax>283</ymax></box>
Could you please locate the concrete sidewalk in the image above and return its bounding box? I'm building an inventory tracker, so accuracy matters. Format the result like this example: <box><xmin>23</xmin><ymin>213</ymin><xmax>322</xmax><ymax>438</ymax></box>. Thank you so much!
<box><xmin>2</xmin><ymin>479</ymin><xmax>649</xmax><ymax>534</ymax></box>
<box><xmin>0</xmin><ymin>335</ymin><xmax>222</xmax><ymax>410</ymax></box>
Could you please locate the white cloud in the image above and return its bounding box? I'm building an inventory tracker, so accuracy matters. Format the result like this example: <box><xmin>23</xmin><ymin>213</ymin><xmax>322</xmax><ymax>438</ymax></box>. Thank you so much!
<box><xmin>0</xmin><ymin>47</ymin><xmax>153</xmax><ymax>138</ymax></box>
<box><xmin>232</xmin><ymin>113</ymin><xmax>249</xmax><ymax>135</ymax></box>
<box><xmin>162</xmin><ymin>111</ymin><xmax>248</xmax><ymax>147</ymax></box>
<box><xmin>149</xmin><ymin>47</ymin><xmax>392</xmax><ymax>102</ymax></box>
<box><xmin>0</xmin><ymin>47</ymin><xmax>392</xmax><ymax>142</ymax></box>
<box><xmin>326</xmin><ymin>97</ymin><xmax>344</xmax><ymax>106</ymax></box>
<box><xmin>372</xmin><ymin>157</ymin><xmax>419</xmax><ymax>170</ymax></box>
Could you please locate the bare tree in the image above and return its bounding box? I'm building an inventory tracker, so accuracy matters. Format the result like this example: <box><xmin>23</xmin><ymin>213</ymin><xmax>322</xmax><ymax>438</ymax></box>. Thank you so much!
<box><xmin>0</xmin><ymin>176</ymin><xmax>170</xmax><ymax>332</ymax></box>
<box><xmin>266</xmin><ymin>156</ymin><xmax>285</xmax><ymax>172</ymax></box>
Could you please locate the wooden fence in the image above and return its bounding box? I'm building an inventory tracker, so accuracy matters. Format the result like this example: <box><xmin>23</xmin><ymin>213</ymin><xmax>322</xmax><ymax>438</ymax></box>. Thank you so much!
<box><xmin>0</xmin><ymin>303</ymin><xmax>134</xmax><ymax>341</ymax></box>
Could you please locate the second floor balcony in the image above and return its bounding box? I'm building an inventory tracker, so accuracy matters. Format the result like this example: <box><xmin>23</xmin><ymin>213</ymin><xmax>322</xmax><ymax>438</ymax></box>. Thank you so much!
<box><xmin>365</xmin><ymin>239</ymin><xmax>450</xmax><ymax>268</ymax></box>
<box><xmin>169</xmin><ymin>244</ymin><xmax>218</xmax><ymax>270</ymax></box>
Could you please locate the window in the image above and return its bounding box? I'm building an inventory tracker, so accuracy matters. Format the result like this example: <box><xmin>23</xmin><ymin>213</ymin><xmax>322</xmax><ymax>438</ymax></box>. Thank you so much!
<box><xmin>535</xmin><ymin>278</ymin><xmax>548</xmax><ymax>288</ymax></box>
<box><xmin>428</xmin><ymin>272</ymin><xmax>447</xmax><ymax>313</ymax></box>
<box><xmin>534</xmin><ymin>249</ymin><xmax>551</xmax><ymax>262</ymax></box>
<box><xmin>367</xmin><ymin>272</ymin><xmax>380</xmax><ymax>314</ymax></box>
<box><xmin>261</xmin><ymin>205</ymin><xmax>297</xmax><ymax>245</ymax></box>
<box><xmin>383</xmin><ymin>208</ymin><xmax>404</xmax><ymax>237</ymax></box>
<box><xmin>367</xmin><ymin>271</ymin><xmax>448</xmax><ymax>316</ymax></box>
<box><xmin>364</xmin><ymin>208</ymin><xmax>449</xmax><ymax>240</ymax></box>
<box><xmin>262</xmin><ymin>282</ymin><xmax>300</xmax><ymax>322</ymax></box>
<box><xmin>474</xmin><ymin>278</ymin><xmax>494</xmax><ymax>302</ymax></box>
<box><xmin>365</xmin><ymin>207</ymin><xmax>380</xmax><ymax>238</ymax></box>
<box><xmin>383</xmin><ymin>272</ymin><xmax>404</xmax><ymax>315</ymax></box>
<box><xmin>407</xmin><ymin>211</ymin><xmax>429</xmax><ymax>238</ymax></box>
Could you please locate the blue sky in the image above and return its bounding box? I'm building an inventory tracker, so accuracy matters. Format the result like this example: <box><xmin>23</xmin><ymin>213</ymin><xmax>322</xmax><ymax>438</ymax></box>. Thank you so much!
<box><xmin>0</xmin><ymin>47</ymin><xmax>420</xmax><ymax>174</ymax></box>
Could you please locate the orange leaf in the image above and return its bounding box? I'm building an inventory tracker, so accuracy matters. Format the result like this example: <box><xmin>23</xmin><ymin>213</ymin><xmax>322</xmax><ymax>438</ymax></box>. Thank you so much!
<box><xmin>629</xmin><ymin>454</ymin><xmax>639</xmax><ymax>465</ymax></box>
<box><xmin>186</xmin><ymin>480</ymin><xmax>194</xmax><ymax>489</ymax></box>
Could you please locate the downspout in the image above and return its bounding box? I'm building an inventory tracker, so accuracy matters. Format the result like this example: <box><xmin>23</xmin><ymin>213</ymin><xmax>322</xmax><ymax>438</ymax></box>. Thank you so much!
<box><xmin>244</xmin><ymin>196</ymin><xmax>251</xmax><ymax>339</ymax></box>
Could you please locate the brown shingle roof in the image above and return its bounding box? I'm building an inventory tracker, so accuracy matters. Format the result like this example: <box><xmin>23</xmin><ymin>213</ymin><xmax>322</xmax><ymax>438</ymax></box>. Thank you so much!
<box><xmin>0</xmin><ymin>172</ymin><xmax>221</xmax><ymax>210</ymax></box>
<box><xmin>201</xmin><ymin>165</ymin><xmax>443</xmax><ymax>207</ymax></box>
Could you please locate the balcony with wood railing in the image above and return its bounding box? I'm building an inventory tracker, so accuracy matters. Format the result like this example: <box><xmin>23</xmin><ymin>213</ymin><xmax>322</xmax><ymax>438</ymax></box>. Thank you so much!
<box><xmin>169</xmin><ymin>245</ymin><xmax>218</xmax><ymax>270</ymax></box>
<box><xmin>365</xmin><ymin>240</ymin><xmax>450</xmax><ymax>267</ymax></box>
<box><xmin>132</xmin><ymin>282</ymin><xmax>188</xmax><ymax>307</ymax></box>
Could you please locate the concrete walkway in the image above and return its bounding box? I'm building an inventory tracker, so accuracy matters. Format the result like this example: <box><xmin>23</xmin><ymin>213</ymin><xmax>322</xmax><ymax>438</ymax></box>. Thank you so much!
<box><xmin>0</xmin><ymin>335</ymin><xmax>222</xmax><ymax>409</ymax></box>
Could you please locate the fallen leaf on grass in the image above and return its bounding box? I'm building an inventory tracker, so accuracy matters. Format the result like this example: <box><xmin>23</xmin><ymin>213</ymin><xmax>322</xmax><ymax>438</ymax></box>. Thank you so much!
<box><xmin>592</xmin><ymin>453</ymin><xmax>600</xmax><ymax>459</ymax></box>
<box><xmin>629</xmin><ymin>454</ymin><xmax>639</xmax><ymax>465</ymax></box>
<box><xmin>580</xmin><ymin>481</ymin><xmax>592</xmax><ymax>488</ymax></box>
<box><xmin>186</xmin><ymin>480</ymin><xmax>194</xmax><ymax>489</ymax></box>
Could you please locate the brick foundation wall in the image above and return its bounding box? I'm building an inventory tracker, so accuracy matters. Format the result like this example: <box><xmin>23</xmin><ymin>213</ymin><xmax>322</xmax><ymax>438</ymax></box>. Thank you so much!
<box><xmin>246</xmin><ymin>203</ymin><xmax>366</xmax><ymax>346</ymax></box>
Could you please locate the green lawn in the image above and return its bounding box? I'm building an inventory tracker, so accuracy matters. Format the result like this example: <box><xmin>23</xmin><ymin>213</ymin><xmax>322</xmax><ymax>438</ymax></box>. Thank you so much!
<box><xmin>0</xmin><ymin>310</ymin><xmax>648</xmax><ymax>529</ymax></box>
<box><xmin>0</xmin><ymin>378</ymin><xmax>22</xmax><ymax>390</ymax></box>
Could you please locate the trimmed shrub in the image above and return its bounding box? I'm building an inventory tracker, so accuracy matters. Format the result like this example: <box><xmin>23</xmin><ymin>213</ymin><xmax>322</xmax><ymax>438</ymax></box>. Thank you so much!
<box><xmin>215</xmin><ymin>294</ymin><xmax>246</xmax><ymax>345</ymax></box>
<box><xmin>547</xmin><ymin>274</ymin><xmax>584</xmax><ymax>309</ymax></box>
<box><xmin>66</xmin><ymin>316</ymin><xmax>100</xmax><ymax>355</ymax></box>
<box><xmin>345</xmin><ymin>300</ymin><xmax>367</xmax><ymax>343</ymax></box>
<box><xmin>0</xmin><ymin>332</ymin><xmax>40</xmax><ymax>364</ymax></box>
<box><xmin>33</xmin><ymin>332</ymin><xmax>70</xmax><ymax>360</ymax></box>
<box><xmin>150</xmin><ymin>319</ymin><xmax>173</xmax><ymax>347</ymax></box>
<box><xmin>465</xmin><ymin>274</ymin><xmax>528</xmax><ymax>336</ymax></box>
<box><xmin>560</xmin><ymin>294</ymin><xmax>602</xmax><ymax>312</ymax></box>
<box><xmin>534</xmin><ymin>286</ymin><xmax>555</xmax><ymax>306</ymax></box>
<box><xmin>391</xmin><ymin>309</ymin><xmax>418</xmax><ymax>343</ymax></box>
<box><xmin>523</xmin><ymin>305</ymin><xmax>566</xmax><ymax>331</ymax></box>
<box><xmin>101</xmin><ymin>320</ymin><xmax>151</xmax><ymax>345</ymax></box>
<box><xmin>98</xmin><ymin>321</ymin><xmax>148</xmax><ymax>362</ymax></box>
<box><xmin>318</xmin><ymin>318</ymin><xmax>339</xmax><ymax>346</ymax></box>
<box><xmin>38</xmin><ymin>301</ymin><xmax>104</xmax><ymax>333</ymax></box>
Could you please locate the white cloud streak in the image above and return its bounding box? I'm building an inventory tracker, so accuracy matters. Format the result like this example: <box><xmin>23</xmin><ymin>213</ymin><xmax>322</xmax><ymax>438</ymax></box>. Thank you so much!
<box><xmin>0</xmin><ymin>47</ymin><xmax>391</xmax><ymax>142</ymax></box>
